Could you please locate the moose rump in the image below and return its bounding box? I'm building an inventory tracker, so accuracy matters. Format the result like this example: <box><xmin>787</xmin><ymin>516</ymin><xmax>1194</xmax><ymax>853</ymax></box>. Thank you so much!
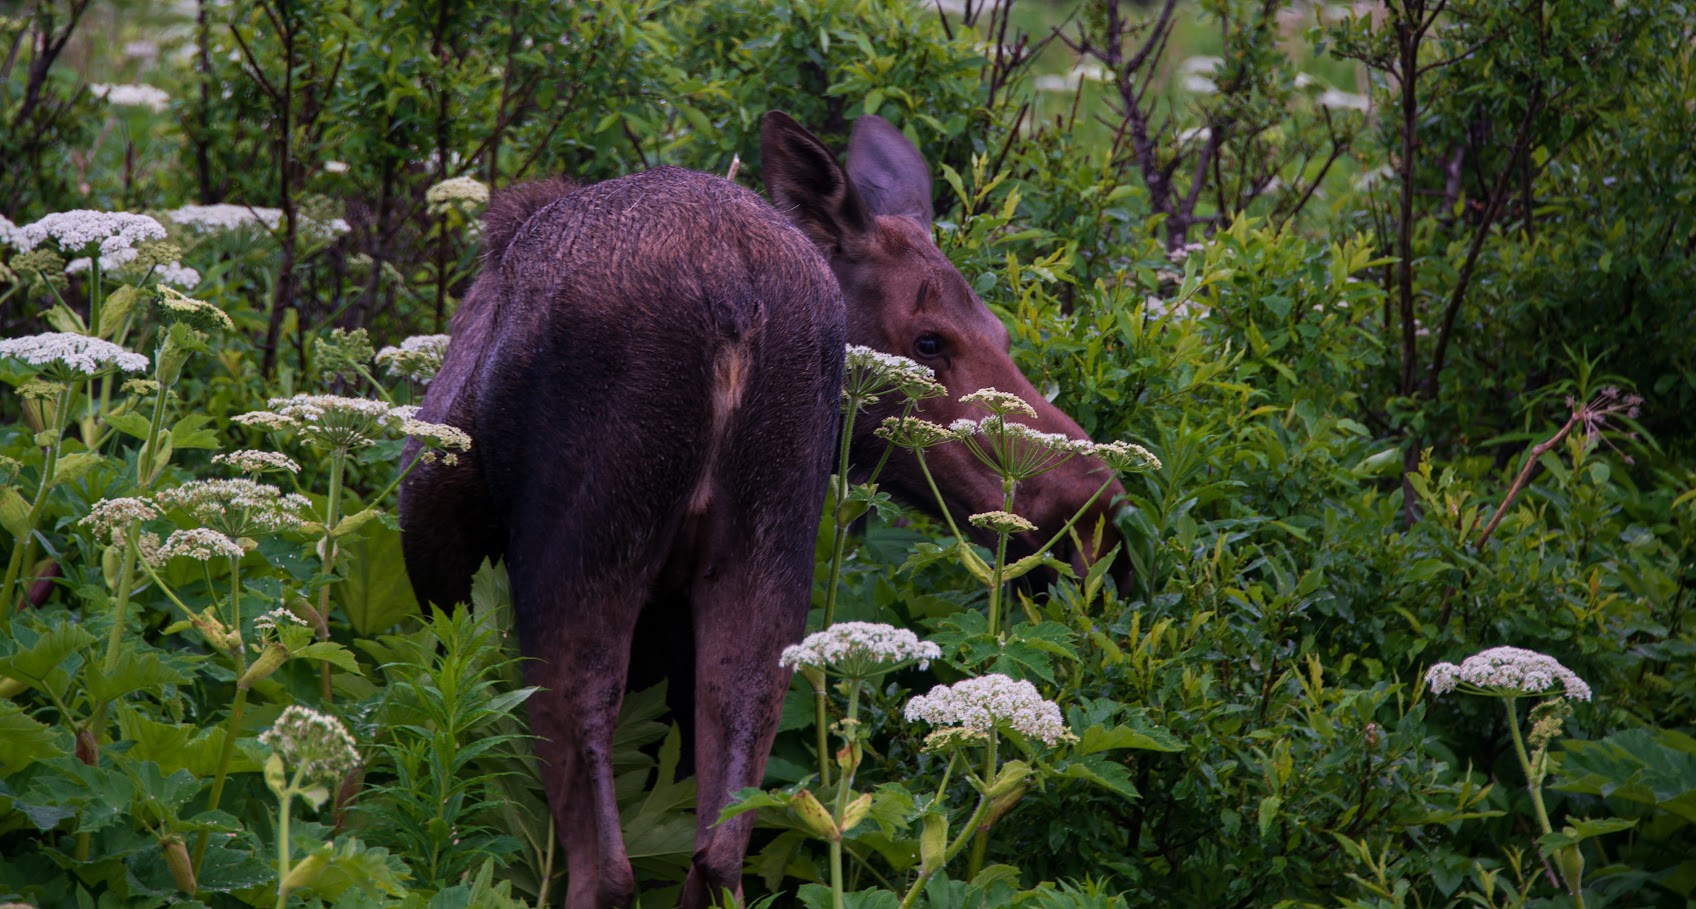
<box><xmin>399</xmin><ymin>167</ymin><xmax>845</xmax><ymax>908</ymax></box>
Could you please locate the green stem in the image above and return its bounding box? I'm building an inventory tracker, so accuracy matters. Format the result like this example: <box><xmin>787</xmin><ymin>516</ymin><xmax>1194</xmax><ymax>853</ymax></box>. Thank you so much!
<box><xmin>897</xmin><ymin>790</ymin><xmax>993</xmax><ymax>909</ymax></box>
<box><xmin>966</xmin><ymin>736</ymin><xmax>998</xmax><ymax>879</ymax></box>
<box><xmin>275</xmin><ymin>767</ymin><xmax>305</xmax><ymax>909</ymax></box>
<box><xmin>2</xmin><ymin>383</ymin><xmax>77</xmax><ymax>622</ymax></box>
<box><xmin>1504</xmin><ymin>698</ymin><xmax>1583</xmax><ymax>906</ymax></box>
<box><xmin>815</xmin><ymin>684</ymin><xmax>832</xmax><ymax>789</ymax></box>
<box><xmin>828</xmin><ymin>680</ymin><xmax>863</xmax><ymax>909</ymax></box>
<box><xmin>914</xmin><ymin>452</ymin><xmax>966</xmax><ymax>541</ymax></box>
<box><xmin>136</xmin><ymin>381</ymin><xmax>171</xmax><ymax>486</ymax></box>
<box><xmin>986</xmin><ymin>481</ymin><xmax>1014</xmax><ymax>640</ymax></box>
<box><xmin>822</xmin><ymin>404</ymin><xmax>859</xmax><ymax>629</ymax></box>
<box><xmin>314</xmin><ymin>448</ymin><xmax>346</xmax><ymax>699</ymax></box>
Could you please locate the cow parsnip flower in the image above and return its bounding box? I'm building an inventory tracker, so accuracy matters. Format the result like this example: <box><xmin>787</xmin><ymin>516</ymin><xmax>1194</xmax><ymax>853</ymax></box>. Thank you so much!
<box><xmin>779</xmin><ymin>622</ymin><xmax>941</xmax><ymax>679</ymax></box>
<box><xmin>375</xmin><ymin>334</ymin><xmax>451</xmax><ymax>383</ymax></box>
<box><xmin>154</xmin><ymin>527</ymin><xmax>245</xmax><ymax>563</ymax></box>
<box><xmin>11</xmin><ymin>210</ymin><xmax>167</xmax><ymax>259</ymax></box>
<box><xmin>0</xmin><ymin>332</ymin><xmax>150</xmax><ymax>378</ymax></box>
<box><xmin>905</xmin><ymin>674</ymin><xmax>1073</xmax><ymax>747</ymax></box>
<box><xmin>1426</xmin><ymin>646</ymin><xmax>1592</xmax><ymax>701</ymax></box>
<box><xmin>80</xmin><ymin>497</ymin><xmax>161</xmax><ymax>543</ymax></box>
<box><xmin>212</xmin><ymin>450</ymin><xmax>302</xmax><ymax>476</ymax></box>
<box><xmin>153</xmin><ymin>478</ymin><xmax>311</xmax><ymax>538</ymax></box>
<box><xmin>970</xmin><ymin>511</ymin><xmax>1037</xmax><ymax>535</ymax></box>
<box><xmin>260</xmin><ymin>705</ymin><xmax>360</xmax><ymax>784</ymax></box>
<box><xmin>844</xmin><ymin>345</ymin><xmax>946</xmax><ymax>405</ymax></box>
<box><xmin>875</xmin><ymin>415</ymin><xmax>957</xmax><ymax>450</ymax></box>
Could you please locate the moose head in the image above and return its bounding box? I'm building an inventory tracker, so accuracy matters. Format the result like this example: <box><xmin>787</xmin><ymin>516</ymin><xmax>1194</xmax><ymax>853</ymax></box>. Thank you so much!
<box><xmin>761</xmin><ymin>112</ymin><xmax>1128</xmax><ymax>577</ymax></box>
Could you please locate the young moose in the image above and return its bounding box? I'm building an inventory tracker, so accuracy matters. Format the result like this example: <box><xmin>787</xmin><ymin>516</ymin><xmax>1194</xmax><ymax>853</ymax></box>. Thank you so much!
<box><xmin>398</xmin><ymin>112</ymin><xmax>1123</xmax><ymax>909</ymax></box>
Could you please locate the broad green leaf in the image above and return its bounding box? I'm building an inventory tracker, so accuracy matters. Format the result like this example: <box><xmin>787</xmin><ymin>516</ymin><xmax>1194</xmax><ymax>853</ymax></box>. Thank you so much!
<box><xmin>1077</xmin><ymin>720</ymin><xmax>1187</xmax><ymax>754</ymax></box>
<box><xmin>335</xmin><ymin>521</ymin><xmax>421</xmax><ymax>635</ymax></box>
<box><xmin>0</xmin><ymin>701</ymin><xmax>61</xmax><ymax>773</ymax></box>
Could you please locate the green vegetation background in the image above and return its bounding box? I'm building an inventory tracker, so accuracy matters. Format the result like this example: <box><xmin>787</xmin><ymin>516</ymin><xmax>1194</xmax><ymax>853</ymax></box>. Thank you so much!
<box><xmin>1</xmin><ymin>0</ymin><xmax>1693</xmax><ymax>907</ymax></box>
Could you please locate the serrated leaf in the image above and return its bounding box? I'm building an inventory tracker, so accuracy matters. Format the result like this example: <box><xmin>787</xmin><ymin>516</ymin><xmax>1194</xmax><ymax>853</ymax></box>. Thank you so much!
<box><xmin>49</xmin><ymin>452</ymin><xmax>106</xmax><ymax>488</ymax></box>
<box><xmin>0</xmin><ymin>620</ymin><xmax>96</xmax><ymax>685</ymax></box>
<box><xmin>1059</xmin><ymin>755</ymin><xmax>1140</xmax><ymax>801</ymax></box>
<box><xmin>169</xmin><ymin>412</ymin><xmax>221</xmax><ymax>449</ymax></box>
<box><xmin>295</xmin><ymin>641</ymin><xmax>363</xmax><ymax>674</ymax></box>
<box><xmin>335</xmin><ymin>521</ymin><xmax>420</xmax><ymax>635</ymax></box>
<box><xmin>0</xmin><ymin>701</ymin><xmax>62</xmax><ymax>773</ymax></box>
<box><xmin>1076</xmin><ymin>720</ymin><xmax>1186</xmax><ymax>754</ymax></box>
<box><xmin>85</xmin><ymin>648</ymin><xmax>194</xmax><ymax>703</ymax></box>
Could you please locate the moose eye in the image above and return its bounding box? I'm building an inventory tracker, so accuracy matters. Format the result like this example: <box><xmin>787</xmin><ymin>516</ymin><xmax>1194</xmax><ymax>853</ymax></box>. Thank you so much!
<box><xmin>913</xmin><ymin>334</ymin><xmax>945</xmax><ymax>358</ymax></box>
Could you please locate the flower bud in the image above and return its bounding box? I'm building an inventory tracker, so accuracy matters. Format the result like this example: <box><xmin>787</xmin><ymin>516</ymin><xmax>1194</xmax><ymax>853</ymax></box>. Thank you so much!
<box><xmin>790</xmin><ymin>789</ymin><xmax>840</xmax><ymax>842</ymax></box>
<box><xmin>839</xmin><ymin>793</ymin><xmax>873</xmax><ymax>836</ymax></box>
<box><xmin>983</xmin><ymin>760</ymin><xmax>1032</xmax><ymax>799</ymax></box>
<box><xmin>280</xmin><ymin>849</ymin><xmax>330</xmax><ymax>893</ymax></box>
<box><xmin>920</xmin><ymin>810</ymin><xmax>948</xmax><ymax>873</ymax></box>
<box><xmin>160</xmin><ymin>835</ymin><xmax>196</xmax><ymax>893</ymax></box>
<box><xmin>238</xmin><ymin>642</ymin><xmax>289</xmax><ymax>690</ymax></box>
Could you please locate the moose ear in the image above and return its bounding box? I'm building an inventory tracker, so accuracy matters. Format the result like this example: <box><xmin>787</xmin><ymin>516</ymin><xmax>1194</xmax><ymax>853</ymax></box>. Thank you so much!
<box><xmin>845</xmin><ymin>115</ymin><xmax>933</xmax><ymax>229</ymax></box>
<box><xmin>760</xmin><ymin>110</ymin><xmax>872</xmax><ymax>253</ymax></box>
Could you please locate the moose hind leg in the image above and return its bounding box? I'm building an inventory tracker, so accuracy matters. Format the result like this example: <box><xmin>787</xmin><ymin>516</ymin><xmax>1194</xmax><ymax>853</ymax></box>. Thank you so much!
<box><xmin>509</xmin><ymin>504</ymin><xmax>682</xmax><ymax>909</ymax></box>
<box><xmin>681</xmin><ymin>399</ymin><xmax>836</xmax><ymax>906</ymax></box>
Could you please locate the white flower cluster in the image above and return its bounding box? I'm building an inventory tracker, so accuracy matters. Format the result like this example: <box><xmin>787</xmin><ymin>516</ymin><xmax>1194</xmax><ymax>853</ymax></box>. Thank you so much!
<box><xmin>375</xmin><ymin>334</ymin><xmax>450</xmax><ymax>382</ymax></box>
<box><xmin>260</xmin><ymin>705</ymin><xmax>361</xmax><ymax>783</ymax></box>
<box><xmin>1089</xmin><ymin>440</ymin><xmax>1161</xmax><ymax>472</ymax></box>
<box><xmin>0</xmin><ymin>332</ymin><xmax>150</xmax><ymax>376</ymax></box>
<box><xmin>425</xmin><ymin>176</ymin><xmax>491</xmax><ymax>211</ymax></box>
<box><xmin>1426</xmin><ymin>646</ymin><xmax>1592</xmax><ymax>701</ymax></box>
<box><xmin>875</xmin><ymin>415</ymin><xmax>956</xmax><ymax>450</ymax></box>
<box><xmin>213</xmin><ymin>449</ymin><xmax>302</xmax><ymax>475</ymax></box>
<box><xmin>10</xmin><ymin>211</ymin><xmax>168</xmax><ymax>262</ymax></box>
<box><xmin>904</xmin><ymin>674</ymin><xmax>1072</xmax><ymax>746</ymax></box>
<box><xmin>80</xmin><ymin>497</ymin><xmax>162</xmax><ymax>542</ymax></box>
<box><xmin>236</xmin><ymin>394</ymin><xmax>472</xmax><ymax>455</ymax></box>
<box><xmin>969</xmin><ymin>511</ymin><xmax>1036</xmax><ymax>535</ymax></box>
<box><xmin>844</xmin><ymin>344</ymin><xmax>946</xmax><ymax>403</ymax></box>
<box><xmin>154</xmin><ymin>478</ymin><xmax>312</xmax><ymax>537</ymax></box>
<box><xmin>155</xmin><ymin>262</ymin><xmax>201</xmax><ymax>288</ymax></box>
<box><xmin>951</xmin><ymin>414</ymin><xmax>1092</xmax><ymax>456</ymax></box>
<box><xmin>255</xmin><ymin>606</ymin><xmax>310</xmax><ymax>634</ymax></box>
<box><xmin>155</xmin><ymin>527</ymin><xmax>245</xmax><ymax>563</ymax></box>
<box><xmin>959</xmin><ymin>388</ymin><xmax>1037</xmax><ymax>418</ymax></box>
<box><xmin>0</xmin><ymin>213</ymin><xmax>17</xmax><ymax>248</ymax></box>
<box><xmin>779</xmin><ymin>621</ymin><xmax>942</xmax><ymax>677</ymax></box>
<box><xmin>163</xmin><ymin>204</ymin><xmax>350</xmax><ymax>240</ymax></box>
<box><xmin>89</xmin><ymin>82</ymin><xmax>171</xmax><ymax>113</ymax></box>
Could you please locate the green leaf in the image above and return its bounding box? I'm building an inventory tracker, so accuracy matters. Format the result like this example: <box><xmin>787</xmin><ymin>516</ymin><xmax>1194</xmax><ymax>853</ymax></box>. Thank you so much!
<box><xmin>1258</xmin><ymin>795</ymin><xmax>1283</xmax><ymax>838</ymax></box>
<box><xmin>335</xmin><ymin>521</ymin><xmax>421</xmax><ymax>635</ymax></box>
<box><xmin>294</xmin><ymin>641</ymin><xmax>364</xmax><ymax>674</ymax></box>
<box><xmin>1076</xmin><ymin>720</ymin><xmax>1187</xmax><ymax>754</ymax></box>
<box><xmin>169</xmin><ymin>412</ymin><xmax>221</xmax><ymax>450</ymax></box>
<box><xmin>103</xmin><ymin>411</ymin><xmax>154</xmax><ymax>440</ymax></box>
<box><xmin>86</xmin><ymin>648</ymin><xmax>194</xmax><ymax>703</ymax></box>
<box><xmin>0</xmin><ymin>485</ymin><xmax>31</xmax><ymax>539</ymax></box>
<box><xmin>1538</xmin><ymin>816</ymin><xmax>1637</xmax><ymax>852</ymax></box>
<box><xmin>0</xmin><ymin>620</ymin><xmax>96</xmax><ymax>686</ymax></box>
<box><xmin>49</xmin><ymin>452</ymin><xmax>106</xmax><ymax>488</ymax></box>
<box><xmin>1059</xmin><ymin>755</ymin><xmax>1140</xmax><ymax>801</ymax></box>
<box><xmin>0</xmin><ymin>701</ymin><xmax>62</xmax><ymax>774</ymax></box>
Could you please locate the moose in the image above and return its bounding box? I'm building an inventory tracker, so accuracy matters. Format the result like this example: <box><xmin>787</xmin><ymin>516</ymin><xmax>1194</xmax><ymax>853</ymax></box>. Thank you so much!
<box><xmin>398</xmin><ymin>111</ymin><xmax>1124</xmax><ymax>909</ymax></box>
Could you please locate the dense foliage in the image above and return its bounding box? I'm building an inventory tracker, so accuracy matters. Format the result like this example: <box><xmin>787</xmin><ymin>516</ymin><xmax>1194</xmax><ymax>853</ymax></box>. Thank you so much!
<box><xmin>1</xmin><ymin>1</ymin><xmax>1692</xmax><ymax>908</ymax></box>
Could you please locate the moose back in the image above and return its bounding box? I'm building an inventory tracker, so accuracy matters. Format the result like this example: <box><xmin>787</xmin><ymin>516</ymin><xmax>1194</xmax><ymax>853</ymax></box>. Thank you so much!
<box><xmin>398</xmin><ymin>111</ymin><xmax>1125</xmax><ymax>909</ymax></box>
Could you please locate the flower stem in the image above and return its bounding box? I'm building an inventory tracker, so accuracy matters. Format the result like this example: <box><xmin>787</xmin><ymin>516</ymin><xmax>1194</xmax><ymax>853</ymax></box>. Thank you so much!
<box><xmin>966</xmin><ymin>735</ymin><xmax>998</xmax><ymax>879</ymax></box>
<box><xmin>827</xmin><ymin>681</ymin><xmax>863</xmax><ymax>909</ymax></box>
<box><xmin>2</xmin><ymin>382</ymin><xmax>77</xmax><ymax>623</ymax></box>
<box><xmin>274</xmin><ymin>766</ymin><xmax>304</xmax><ymax>909</ymax></box>
<box><xmin>314</xmin><ymin>448</ymin><xmax>346</xmax><ymax>700</ymax></box>
<box><xmin>822</xmin><ymin>404</ymin><xmax>859</xmax><ymax>629</ymax></box>
<box><xmin>1504</xmin><ymin>697</ymin><xmax>1584</xmax><ymax>907</ymax></box>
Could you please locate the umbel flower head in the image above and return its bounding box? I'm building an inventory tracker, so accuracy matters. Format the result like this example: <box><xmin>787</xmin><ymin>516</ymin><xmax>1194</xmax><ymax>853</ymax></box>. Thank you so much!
<box><xmin>970</xmin><ymin>511</ymin><xmax>1036</xmax><ymax>535</ymax></box>
<box><xmin>80</xmin><ymin>497</ymin><xmax>161</xmax><ymax>543</ymax></box>
<box><xmin>950</xmin><ymin>413</ymin><xmax>1093</xmax><ymax>482</ymax></box>
<box><xmin>153</xmin><ymin>527</ymin><xmax>246</xmax><ymax>563</ymax></box>
<box><xmin>844</xmin><ymin>345</ymin><xmax>946</xmax><ymax>407</ymax></box>
<box><xmin>376</xmin><ymin>334</ymin><xmax>451</xmax><ymax>383</ymax></box>
<box><xmin>905</xmin><ymin>674</ymin><xmax>1073</xmax><ymax>747</ymax></box>
<box><xmin>260</xmin><ymin>705</ymin><xmax>360</xmax><ymax>784</ymax></box>
<box><xmin>0</xmin><ymin>332</ymin><xmax>150</xmax><ymax>379</ymax></box>
<box><xmin>234</xmin><ymin>394</ymin><xmax>472</xmax><ymax>456</ymax></box>
<box><xmin>779</xmin><ymin>622</ymin><xmax>942</xmax><ymax>679</ymax></box>
<box><xmin>213</xmin><ymin>450</ymin><xmax>302</xmax><ymax>476</ymax></box>
<box><xmin>10</xmin><ymin>210</ymin><xmax>167</xmax><ymax>260</ymax></box>
<box><xmin>154</xmin><ymin>286</ymin><xmax>233</xmax><ymax>332</ymax></box>
<box><xmin>1425</xmin><ymin>646</ymin><xmax>1592</xmax><ymax>701</ymax></box>
<box><xmin>426</xmin><ymin>176</ymin><xmax>491</xmax><ymax>213</ymax></box>
<box><xmin>153</xmin><ymin>478</ymin><xmax>312</xmax><ymax>538</ymax></box>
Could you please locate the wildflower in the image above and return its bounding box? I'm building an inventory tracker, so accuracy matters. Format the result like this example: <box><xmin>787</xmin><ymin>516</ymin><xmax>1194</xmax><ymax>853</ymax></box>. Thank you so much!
<box><xmin>80</xmin><ymin>497</ymin><xmax>161</xmax><ymax>542</ymax></box>
<box><xmin>1425</xmin><ymin>646</ymin><xmax>1592</xmax><ymax>701</ymax></box>
<box><xmin>0</xmin><ymin>213</ymin><xmax>17</xmax><ymax>248</ymax></box>
<box><xmin>959</xmin><ymin>388</ymin><xmax>1037</xmax><ymax>419</ymax></box>
<box><xmin>0</xmin><ymin>332</ymin><xmax>150</xmax><ymax>377</ymax></box>
<box><xmin>255</xmin><ymin>606</ymin><xmax>311</xmax><ymax>636</ymax></box>
<box><xmin>9</xmin><ymin>248</ymin><xmax>67</xmax><ymax>280</ymax></box>
<box><xmin>324</xmin><ymin>161</ymin><xmax>349</xmax><ymax>174</ymax></box>
<box><xmin>375</xmin><ymin>334</ymin><xmax>451</xmax><ymax>383</ymax></box>
<box><xmin>164</xmin><ymin>204</ymin><xmax>284</xmax><ymax>234</ymax></box>
<box><xmin>155</xmin><ymin>527</ymin><xmax>245</xmax><ymax>563</ymax></box>
<box><xmin>11</xmin><ymin>210</ymin><xmax>167</xmax><ymax>260</ymax></box>
<box><xmin>1087</xmin><ymin>440</ymin><xmax>1162</xmax><ymax>473</ymax></box>
<box><xmin>155</xmin><ymin>262</ymin><xmax>200</xmax><ymax>288</ymax></box>
<box><xmin>399</xmin><ymin>418</ymin><xmax>472</xmax><ymax>452</ymax></box>
<box><xmin>213</xmin><ymin>450</ymin><xmax>302</xmax><ymax>476</ymax></box>
<box><xmin>905</xmin><ymin>674</ymin><xmax>1074</xmax><ymax>746</ymax></box>
<box><xmin>950</xmin><ymin>414</ymin><xmax>1091</xmax><ymax>481</ymax></box>
<box><xmin>88</xmin><ymin>82</ymin><xmax>170</xmax><ymax>113</ymax></box>
<box><xmin>425</xmin><ymin>176</ymin><xmax>491</xmax><ymax>213</ymax></box>
<box><xmin>970</xmin><ymin>511</ymin><xmax>1036</xmax><ymax>535</ymax></box>
<box><xmin>236</xmin><ymin>394</ymin><xmax>472</xmax><ymax>454</ymax></box>
<box><xmin>19</xmin><ymin>379</ymin><xmax>67</xmax><ymax>400</ymax></box>
<box><xmin>153</xmin><ymin>479</ymin><xmax>311</xmax><ymax>537</ymax></box>
<box><xmin>844</xmin><ymin>345</ymin><xmax>946</xmax><ymax>406</ymax></box>
<box><xmin>260</xmin><ymin>705</ymin><xmax>360</xmax><ymax>783</ymax></box>
<box><xmin>875</xmin><ymin>415</ymin><xmax>957</xmax><ymax>450</ymax></box>
<box><xmin>313</xmin><ymin>328</ymin><xmax>375</xmax><ymax>382</ymax></box>
<box><xmin>235</xmin><ymin>394</ymin><xmax>400</xmax><ymax>450</ymax></box>
<box><xmin>154</xmin><ymin>286</ymin><xmax>233</xmax><ymax>332</ymax></box>
<box><xmin>779</xmin><ymin>622</ymin><xmax>941</xmax><ymax>678</ymax></box>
